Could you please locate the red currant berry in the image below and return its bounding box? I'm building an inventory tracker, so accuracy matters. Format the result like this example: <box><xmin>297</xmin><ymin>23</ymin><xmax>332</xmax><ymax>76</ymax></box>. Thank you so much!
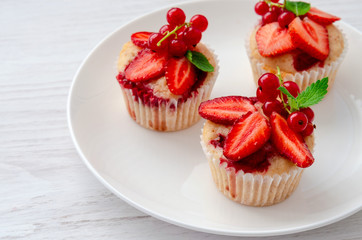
<box><xmin>281</xmin><ymin>81</ymin><xmax>300</xmax><ymax>102</ymax></box>
<box><xmin>169</xmin><ymin>39</ymin><xmax>188</xmax><ymax>57</ymax></box>
<box><xmin>176</xmin><ymin>25</ymin><xmax>186</xmax><ymax>38</ymax></box>
<box><xmin>262</xmin><ymin>11</ymin><xmax>279</xmax><ymax>25</ymax></box>
<box><xmin>287</xmin><ymin>111</ymin><xmax>308</xmax><ymax>132</ymax></box>
<box><xmin>300</xmin><ymin>107</ymin><xmax>315</xmax><ymax>122</ymax></box>
<box><xmin>182</xmin><ymin>27</ymin><xmax>202</xmax><ymax>46</ymax></box>
<box><xmin>256</xmin><ymin>87</ymin><xmax>278</xmax><ymax>103</ymax></box>
<box><xmin>301</xmin><ymin>123</ymin><xmax>315</xmax><ymax>137</ymax></box>
<box><xmin>159</xmin><ymin>24</ymin><xmax>172</xmax><ymax>35</ymax></box>
<box><xmin>256</xmin><ymin>87</ymin><xmax>267</xmax><ymax>103</ymax></box>
<box><xmin>270</xmin><ymin>5</ymin><xmax>282</xmax><ymax>16</ymax></box>
<box><xmin>262</xmin><ymin>100</ymin><xmax>284</xmax><ymax>117</ymax></box>
<box><xmin>254</xmin><ymin>1</ymin><xmax>269</xmax><ymax>16</ymax></box>
<box><xmin>278</xmin><ymin>11</ymin><xmax>296</xmax><ymax>28</ymax></box>
<box><xmin>258</xmin><ymin>73</ymin><xmax>280</xmax><ymax>92</ymax></box>
<box><xmin>148</xmin><ymin>33</ymin><xmax>168</xmax><ymax>51</ymax></box>
<box><xmin>265</xmin><ymin>89</ymin><xmax>278</xmax><ymax>101</ymax></box>
<box><xmin>279</xmin><ymin>8</ymin><xmax>287</xmax><ymax>14</ymax></box>
<box><xmin>190</xmin><ymin>14</ymin><xmax>208</xmax><ymax>32</ymax></box>
<box><xmin>284</xmin><ymin>81</ymin><xmax>300</xmax><ymax>97</ymax></box>
<box><xmin>167</xmin><ymin>8</ymin><xmax>186</xmax><ymax>26</ymax></box>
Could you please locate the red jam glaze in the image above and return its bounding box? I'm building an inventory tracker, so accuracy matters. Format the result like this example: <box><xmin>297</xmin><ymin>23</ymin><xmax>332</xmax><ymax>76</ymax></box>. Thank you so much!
<box><xmin>219</xmin><ymin>142</ymin><xmax>277</xmax><ymax>174</ymax></box>
<box><xmin>249</xmin><ymin>96</ymin><xmax>259</xmax><ymax>104</ymax></box>
<box><xmin>210</xmin><ymin>134</ymin><xmax>226</xmax><ymax>148</ymax></box>
<box><xmin>116</xmin><ymin>70</ymin><xmax>207</xmax><ymax>109</ymax></box>
<box><xmin>293</xmin><ymin>51</ymin><xmax>323</xmax><ymax>71</ymax></box>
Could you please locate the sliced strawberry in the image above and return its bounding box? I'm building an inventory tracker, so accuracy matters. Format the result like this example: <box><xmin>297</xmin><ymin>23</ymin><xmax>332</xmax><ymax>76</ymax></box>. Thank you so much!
<box><xmin>270</xmin><ymin>112</ymin><xmax>314</xmax><ymax>168</ymax></box>
<box><xmin>256</xmin><ymin>22</ymin><xmax>296</xmax><ymax>57</ymax></box>
<box><xmin>289</xmin><ymin>17</ymin><xmax>329</xmax><ymax>61</ymax></box>
<box><xmin>124</xmin><ymin>49</ymin><xmax>168</xmax><ymax>82</ymax></box>
<box><xmin>223</xmin><ymin>111</ymin><xmax>271</xmax><ymax>161</ymax></box>
<box><xmin>307</xmin><ymin>7</ymin><xmax>340</xmax><ymax>26</ymax></box>
<box><xmin>165</xmin><ymin>56</ymin><xmax>197</xmax><ymax>95</ymax></box>
<box><xmin>131</xmin><ymin>32</ymin><xmax>153</xmax><ymax>48</ymax></box>
<box><xmin>199</xmin><ymin>96</ymin><xmax>257</xmax><ymax>125</ymax></box>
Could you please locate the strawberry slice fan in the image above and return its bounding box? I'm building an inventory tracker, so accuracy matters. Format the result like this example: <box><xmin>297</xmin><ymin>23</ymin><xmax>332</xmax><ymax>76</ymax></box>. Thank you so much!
<box><xmin>256</xmin><ymin>17</ymin><xmax>330</xmax><ymax>61</ymax></box>
<box><xmin>199</xmin><ymin>91</ymin><xmax>318</xmax><ymax>169</ymax></box>
<box><xmin>251</xmin><ymin>0</ymin><xmax>344</xmax><ymax>93</ymax></box>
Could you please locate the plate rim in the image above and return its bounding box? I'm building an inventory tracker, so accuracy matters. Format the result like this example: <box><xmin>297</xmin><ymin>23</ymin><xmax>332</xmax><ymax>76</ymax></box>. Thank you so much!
<box><xmin>67</xmin><ymin>0</ymin><xmax>362</xmax><ymax>236</ymax></box>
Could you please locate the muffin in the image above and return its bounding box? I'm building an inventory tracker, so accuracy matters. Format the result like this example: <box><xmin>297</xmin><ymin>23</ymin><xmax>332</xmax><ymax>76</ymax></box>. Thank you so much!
<box><xmin>198</xmin><ymin>72</ymin><xmax>328</xmax><ymax>206</ymax></box>
<box><xmin>247</xmin><ymin>1</ymin><xmax>346</xmax><ymax>91</ymax></box>
<box><xmin>201</xmin><ymin>118</ymin><xmax>314</xmax><ymax>206</ymax></box>
<box><xmin>116</xmin><ymin>7</ymin><xmax>218</xmax><ymax>131</ymax></box>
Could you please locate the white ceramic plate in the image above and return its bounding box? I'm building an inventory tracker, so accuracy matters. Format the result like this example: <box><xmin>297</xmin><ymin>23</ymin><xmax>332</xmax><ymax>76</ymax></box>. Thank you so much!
<box><xmin>68</xmin><ymin>0</ymin><xmax>362</xmax><ymax>236</ymax></box>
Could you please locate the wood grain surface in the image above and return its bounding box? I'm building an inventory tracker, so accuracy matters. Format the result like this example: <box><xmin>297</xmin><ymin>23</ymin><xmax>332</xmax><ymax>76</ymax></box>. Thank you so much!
<box><xmin>1</xmin><ymin>0</ymin><xmax>361</xmax><ymax>239</ymax></box>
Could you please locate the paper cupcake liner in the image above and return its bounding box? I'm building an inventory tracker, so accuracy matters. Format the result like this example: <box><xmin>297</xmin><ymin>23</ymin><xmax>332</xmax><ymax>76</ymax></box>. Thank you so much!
<box><xmin>200</xmin><ymin>137</ymin><xmax>304</xmax><ymax>207</ymax></box>
<box><xmin>121</xmin><ymin>81</ymin><xmax>214</xmax><ymax>131</ymax></box>
<box><xmin>245</xmin><ymin>26</ymin><xmax>348</xmax><ymax>91</ymax></box>
<box><xmin>120</xmin><ymin>45</ymin><xmax>219</xmax><ymax>131</ymax></box>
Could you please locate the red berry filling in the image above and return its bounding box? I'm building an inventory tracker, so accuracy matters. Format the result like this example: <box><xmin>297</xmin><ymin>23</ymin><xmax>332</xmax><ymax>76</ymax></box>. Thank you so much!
<box><xmin>117</xmin><ymin>70</ymin><xmax>207</xmax><ymax>109</ymax></box>
<box><xmin>220</xmin><ymin>143</ymin><xmax>276</xmax><ymax>174</ymax></box>
<box><xmin>293</xmin><ymin>50</ymin><xmax>321</xmax><ymax>71</ymax></box>
<box><xmin>210</xmin><ymin>134</ymin><xmax>226</xmax><ymax>148</ymax></box>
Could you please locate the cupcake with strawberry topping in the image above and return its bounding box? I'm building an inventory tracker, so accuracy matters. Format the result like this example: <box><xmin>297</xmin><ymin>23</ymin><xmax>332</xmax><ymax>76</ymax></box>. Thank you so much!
<box><xmin>116</xmin><ymin>7</ymin><xmax>218</xmax><ymax>131</ymax></box>
<box><xmin>199</xmin><ymin>70</ymin><xmax>328</xmax><ymax>206</ymax></box>
<box><xmin>247</xmin><ymin>0</ymin><xmax>346</xmax><ymax>91</ymax></box>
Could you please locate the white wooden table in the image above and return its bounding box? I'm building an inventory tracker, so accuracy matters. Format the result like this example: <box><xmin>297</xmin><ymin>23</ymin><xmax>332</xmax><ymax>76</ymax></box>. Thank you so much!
<box><xmin>1</xmin><ymin>0</ymin><xmax>361</xmax><ymax>239</ymax></box>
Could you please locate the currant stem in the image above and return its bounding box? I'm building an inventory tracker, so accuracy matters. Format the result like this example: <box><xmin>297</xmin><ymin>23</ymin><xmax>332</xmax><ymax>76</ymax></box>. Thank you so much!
<box><xmin>157</xmin><ymin>23</ymin><xmax>188</xmax><ymax>47</ymax></box>
<box><xmin>264</xmin><ymin>0</ymin><xmax>284</xmax><ymax>8</ymax></box>
<box><xmin>276</xmin><ymin>66</ymin><xmax>292</xmax><ymax>114</ymax></box>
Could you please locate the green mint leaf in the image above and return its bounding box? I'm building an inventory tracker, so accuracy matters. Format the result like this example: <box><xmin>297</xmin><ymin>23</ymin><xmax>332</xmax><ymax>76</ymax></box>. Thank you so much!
<box><xmin>288</xmin><ymin>97</ymin><xmax>299</xmax><ymax>112</ymax></box>
<box><xmin>285</xmin><ymin>1</ymin><xmax>311</xmax><ymax>16</ymax></box>
<box><xmin>278</xmin><ymin>86</ymin><xmax>295</xmax><ymax>99</ymax></box>
<box><xmin>278</xmin><ymin>86</ymin><xmax>299</xmax><ymax>112</ymax></box>
<box><xmin>186</xmin><ymin>50</ymin><xmax>214</xmax><ymax>72</ymax></box>
<box><xmin>296</xmin><ymin>77</ymin><xmax>329</xmax><ymax>108</ymax></box>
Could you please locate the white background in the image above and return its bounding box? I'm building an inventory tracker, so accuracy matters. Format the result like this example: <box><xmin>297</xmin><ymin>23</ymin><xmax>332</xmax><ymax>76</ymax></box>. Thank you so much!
<box><xmin>1</xmin><ymin>0</ymin><xmax>362</xmax><ymax>239</ymax></box>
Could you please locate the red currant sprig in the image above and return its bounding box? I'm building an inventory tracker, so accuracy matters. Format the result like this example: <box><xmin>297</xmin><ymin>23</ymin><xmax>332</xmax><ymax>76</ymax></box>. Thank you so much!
<box><xmin>254</xmin><ymin>0</ymin><xmax>297</xmax><ymax>28</ymax></box>
<box><xmin>156</xmin><ymin>22</ymin><xmax>188</xmax><ymax>48</ymax></box>
<box><xmin>275</xmin><ymin>68</ymin><xmax>316</xmax><ymax>136</ymax></box>
<box><xmin>149</xmin><ymin>7</ymin><xmax>208</xmax><ymax>57</ymax></box>
<box><xmin>256</xmin><ymin>68</ymin><xmax>316</xmax><ymax>136</ymax></box>
<box><xmin>256</xmin><ymin>72</ymin><xmax>287</xmax><ymax>118</ymax></box>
